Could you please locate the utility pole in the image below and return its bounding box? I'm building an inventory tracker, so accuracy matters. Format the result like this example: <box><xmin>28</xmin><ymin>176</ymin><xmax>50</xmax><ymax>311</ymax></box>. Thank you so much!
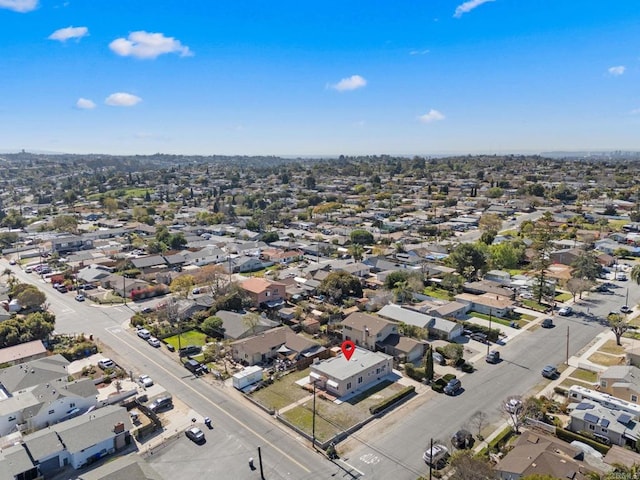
<box><xmin>428</xmin><ymin>437</ymin><xmax>433</xmax><ymax>480</ymax></box>
<box><xmin>311</xmin><ymin>379</ymin><xmax>317</xmax><ymax>449</ymax></box>
<box><xmin>487</xmin><ymin>308</ymin><xmax>492</xmax><ymax>355</ymax></box>
<box><xmin>257</xmin><ymin>447</ymin><xmax>265</xmax><ymax>480</ymax></box>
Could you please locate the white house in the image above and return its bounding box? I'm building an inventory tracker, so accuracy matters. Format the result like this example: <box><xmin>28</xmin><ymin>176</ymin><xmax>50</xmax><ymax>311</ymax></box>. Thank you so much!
<box><xmin>377</xmin><ymin>304</ymin><xmax>463</xmax><ymax>340</ymax></box>
<box><xmin>310</xmin><ymin>347</ymin><xmax>393</xmax><ymax>397</ymax></box>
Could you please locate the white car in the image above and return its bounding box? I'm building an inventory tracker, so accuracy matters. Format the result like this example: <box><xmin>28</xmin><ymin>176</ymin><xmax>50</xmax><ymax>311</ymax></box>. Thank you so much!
<box><xmin>138</xmin><ymin>375</ymin><xmax>154</xmax><ymax>387</ymax></box>
<box><xmin>147</xmin><ymin>337</ymin><xmax>161</xmax><ymax>348</ymax></box>
<box><xmin>423</xmin><ymin>444</ymin><xmax>449</xmax><ymax>467</ymax></box>
<box><xmin>558</xmin><ymin>306</ymin><xmax>573</xmax><ymax>316</ymax></box>
<box><xmin>505</xmin><ymin>398</ymin><xmax>523</xmax><ymax>414</ymax></box>
<box><xmin>98</xmin><ymin>358</ymin><xmax>115</xmax><ymax>369</ymax></box>
<box><xmin>137</xmin><ymin>328</ymin><xmax>151</xmax><ymax>340</ymax></box>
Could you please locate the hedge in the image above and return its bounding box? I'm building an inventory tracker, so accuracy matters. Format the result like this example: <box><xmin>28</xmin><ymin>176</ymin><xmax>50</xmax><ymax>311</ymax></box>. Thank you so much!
<box><xmin>431</xmin><ymin>378</ymin><xmax>447</xmax><ymax>393</ymax></box>
<box><xmin>369</xmin><ymin>386</ymin><xmax>415</xmax><ymax>414</ymax></box>
<box><xmin>443</xmin><ymin>373</ymin><xmax>457</xmax><ymax>382</ymax></box>
<box><xmin>461</xmin><ymin>362</ymin><xmax>474</xmax><ymax>373</ymax></box>
<box><xmin>555</xmin><ymin>428</ymin><xmax>611</xmax><ymax>454</ymax></box>
<box><xmin>554</xmin><ymin>385</ymin><xmax>569</xmax><ymax>396</ymax></box>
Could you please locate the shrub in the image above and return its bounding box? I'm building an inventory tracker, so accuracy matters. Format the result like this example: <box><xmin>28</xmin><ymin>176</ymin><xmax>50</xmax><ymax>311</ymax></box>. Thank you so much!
<box><xmin>454</xmin><ymin>358</ymin><xmax>465</xmax><ymax>368</ymax></box>
<box><xmin>488</xmin><ymin>426</ymin><xmax>513</xmax><ymax>452</ymax></box>
<box><xmin>461</xmin><ymin>362</ymin><xmax>474</xmax><ymax>373</ymax></box>
<box><xmin>369</xmin><ymin>386</ymin><xmax>415</xmax><ymax>414</ymax></box>
<box><xmin>457</xmin><ymin>322</ymin><xmax>501</xmax><ymax>342</ymax></box>
<box><xmin>554</xmin><ymin>385</ymin><xmax>568</xmax><ymax>396</ymax></box>
<box><xmin>431</xmin><ymin>378</ymin><xmax>447</xmax><ymax>393</ymax></box>
<box><xmin>443</xmin><ymin>373</ymin><xmax>457</xmax><ymax>382</ymax></box>
<box><xmin>555</xmin><ymin>428</ymin><xmax>611</xmax><ymax>454</ymax></box>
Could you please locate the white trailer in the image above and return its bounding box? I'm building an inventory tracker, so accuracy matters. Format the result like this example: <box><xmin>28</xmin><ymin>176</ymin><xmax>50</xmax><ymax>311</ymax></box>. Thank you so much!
<box><xmin>232</xmin><ymin>366</ymin><xmax>264</xmax><ymax>390</ymax></box>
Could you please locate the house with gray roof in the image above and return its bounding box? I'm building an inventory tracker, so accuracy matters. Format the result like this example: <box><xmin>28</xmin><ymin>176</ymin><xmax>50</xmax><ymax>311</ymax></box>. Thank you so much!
<box><xmin>569</xmin><ymin>401</ymin><xmax>640</xmax><ymax>448</ymax></box>
<box><xmin>598</xmin><ymin>365</ymin><xmax>640</xmax><ymax>404</ymax></box>
<box><xmin>231</xmin><ymin>326</ymin><xmax>324</xmax><ymax>366</ymax></box>
<box><xmin>310</xmin><ymin>347</ymin><xmax>393</xmax><ymax>397</ymax></box>
<box><xmin>0</xmin><ymin>443</ymin><xmax>38</xmax><ymax>480</ymax></box>
<box><xmin>76</xmin><ymin>455</ymin><xmax>163</xmax><ymax>480</ymax></box>
<box><xmin>377</xmin><ymin>304</ymin><xmax>463</xmax><ymax>340</ymax></box>
<box><xmin>215</xmin><ymin>310</ymin><xmax>279</xmax><ymax>340</ymax></box>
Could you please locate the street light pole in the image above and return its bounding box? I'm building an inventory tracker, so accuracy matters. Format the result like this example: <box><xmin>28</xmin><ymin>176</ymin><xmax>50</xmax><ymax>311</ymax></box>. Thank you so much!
<box><xmin>487</xmin><ymin>308</ymin><xmax>492</xmax><ymax>355</ymax></box>
<box><xmin>311</xmin><ymin>379</ymin><xmax>317</xmax><ymax>449</ymax></box>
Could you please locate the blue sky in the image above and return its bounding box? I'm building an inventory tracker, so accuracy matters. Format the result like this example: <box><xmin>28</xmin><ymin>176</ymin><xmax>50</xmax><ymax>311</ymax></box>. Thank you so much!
<box><xmin>1</xmin><ymin>0</ymin><xmax>639</xmax><ymax>156</ymax></box>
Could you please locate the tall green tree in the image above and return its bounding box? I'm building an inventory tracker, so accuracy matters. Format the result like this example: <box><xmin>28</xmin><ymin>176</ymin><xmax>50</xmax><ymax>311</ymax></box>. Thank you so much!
<box><xmin>424</xmin><ymin>345</ymin><xmax>434</xmax><ymax>383</ymax></box>
<box><xmin>446</xmin><ymin>243</ymin><xmax>487</xmax><ymax>280</ymax></box>
<box><xmin>571</xmin><ymin>250</ymin><xmax>602</xmax><ymax>281</ymax></box>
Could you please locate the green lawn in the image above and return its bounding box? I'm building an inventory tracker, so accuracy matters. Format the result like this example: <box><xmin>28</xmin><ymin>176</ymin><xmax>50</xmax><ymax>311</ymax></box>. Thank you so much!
<box><xmin>87</xmin><ymin>187</ymin><xmax>151</xmax><ymax>201</ymax></box>
<box><xmin>282</xmin><ymin>404</ymin><xmax>337</xmax><ymax>443</ymax></box>
<box><xmin>164</xmin><ymin>330</ymin><xmax>208</xmax><ymax>349</ymax></box>
<box><xmin>560</xmin><ymin>378</ymin><xmax>595</xmax><ymax>390</ymax></box>
<box><xmin>251</xmin><ymin>370</ymin><xmax>311</xmax><ymax>411</ymax></box>
<box><xmin>568</xmin><ymin>369</ymin><xmax>598</xmax><ymax>383</ymax></box>
<box><xmin>555</xmin><ymin>292</ymin><xmax>572</xmax><ymax>302</ymax></box>
<box><xmin>424</xmin><ymin>287</ymin><xmax>452</xmax><ymax>300</ymax></box>
<box><xmin>521</xmin><ymin>299</ymin><xmax>549</xmax><ymax>312</ymax></box>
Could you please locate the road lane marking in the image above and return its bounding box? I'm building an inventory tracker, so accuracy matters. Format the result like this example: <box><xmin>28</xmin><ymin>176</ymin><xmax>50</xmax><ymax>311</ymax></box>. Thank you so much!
<box><xmin>105</xmin><ymin>329</ymin><xmax>312</xmax><ymax>474</ymax></box>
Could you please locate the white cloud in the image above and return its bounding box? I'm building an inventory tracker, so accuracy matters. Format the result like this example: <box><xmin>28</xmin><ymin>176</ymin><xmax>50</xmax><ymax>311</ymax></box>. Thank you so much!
<box><xmin>630</xmin><ymin>108</ymin><xmax>640</xmax><ymax>115</ymax></box>
<box><xmin>608</xmin><ymin>65</ymin><xmax>625</xmax><ymax>76</ymax></box>
<box><xmin>109</xmin><ymin>31</ymin><xmax>192</xmax><ymax>59</ymax></box>
<box><xmin>105</xmin><ymin>92</ymin><xmax>142</xmax><ymax>107</ymax></box>
<box><xmin>418</xmin><ymin>109</ymin><xmax>445</xmax><ymax>123</ymax></box>
<box><xmin>0</xmin><ymin>0</ymin><xmax>38</xmax><ymax>12</ymax></box>
<box><xmin>454</xmin><ymin>0</ymin><xmax>495</xmax><ymax>18</ymax></box>
<box><xmin>409</xmin><ymin>49</ymin><xmax>430</xmax><ymax>56</ymax></box>
<box><xmin>75</xmin><ymin>98</ymin><xmax>96</xmax><ymax>109</ymax></box>
<box><xmin>48</xmin><ymin>26</ymin><xmax>89</xmax><ymax>42</ymax></box>
<box><xmin>330</xmin><ymin>75</ymin><xmax>367</xmax><ymax>92</ymax></box>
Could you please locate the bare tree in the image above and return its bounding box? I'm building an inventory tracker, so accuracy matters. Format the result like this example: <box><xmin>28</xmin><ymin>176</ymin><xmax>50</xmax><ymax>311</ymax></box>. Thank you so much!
<box><xmin>469</xmin><ymin>410</ymin><xmax>488</xmax><ymax>440</ymax></box>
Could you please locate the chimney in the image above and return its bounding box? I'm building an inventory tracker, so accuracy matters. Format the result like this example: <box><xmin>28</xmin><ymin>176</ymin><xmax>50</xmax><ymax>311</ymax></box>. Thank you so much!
<box><xmin>113</xmin><ymin>422</ymin><xmax>125</xmax><ymax>434</ymax></box>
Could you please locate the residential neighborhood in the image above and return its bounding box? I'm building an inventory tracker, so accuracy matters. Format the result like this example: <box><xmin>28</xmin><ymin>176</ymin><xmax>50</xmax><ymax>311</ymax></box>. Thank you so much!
<box><xmin>2</xmin><ymin>152</ymin><xmax>640</xmax><ymax>479</ymax></box>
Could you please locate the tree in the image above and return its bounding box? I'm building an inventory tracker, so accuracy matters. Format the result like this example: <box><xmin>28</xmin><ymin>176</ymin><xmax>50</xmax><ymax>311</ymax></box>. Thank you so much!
<box><xmin>571</xmin><ymin>250</ymin><xmax>602</xmax><ymax>281</ymax></box>
<box><xmin>488</xmin><ymin>241</ymin><xmax>525</xmax><ymax>270</ymax></box>
<box><xmin>384</xmin><ymin>270</ymin><xmax>410</xmax><ymax>290</ymax></box>
<box><xmin>348</xmin><ymin>243</ymin><xmax>365</xmax><ymax>262</ymax></box>
<box><xmin>243</xmin><ymin>312</ymin><xmax>261</xmax><ymax>335</ymax></box>
<box><xmin>608</xmin><ymin>312</ymin><xmax>628</xmax><ymax>346</ymax></box>
<box><xmin>261</xmin><ymin>231</ymin><xmax>279</xmax><ymax>244</ymax></box>
<box><xmin>440</xmin><ymin>273</ymin><xmax>464</xmax><ymax>293</ymax></box>
<box><xmin>393</xmin><ymin>280</ymin><xmax>413</xmax><ymax>304</ymax></box>
<box><xmin>447</xmin><ymin>243</ymin><xmax>487</xmax><ymax>280</ymax></box>
<box><xmin>631</xmin><ymin>264</ymin><xmax>640</xmax><ymax>286</ymax></box>
<box><xmin>443</xmin><ymin>343</ymin><xmax>463</xmax><ymax>364</ymax></box>
<box><xmin>170</xmin><ymin>274</ymin><xmax>195</xmax><ymax>299</ymax></box>
<box><xmin>350</xmin><ymin>229</ymin><xmax>374</xmax><ymax>245</ymax></box>
<box><xmin>479</xmin><ymin>230</ymin><xmax>496</xmax><ymax>246</ymax></box>
<box><xmin>318</xmin><ymin>271</ymin><xmax>363</xmax><ymax>304</ymax></box>
<box><xmin>478</xmin><ymin>213</ymin><xmax>502</xmax><ymax>232</ymax></box>
<box><xmin>448</xmin><ymin>450</ymin><xmax>497</xmax><ymax>480</ymax></box>
<box><xmin>424</xmin><ymin>345</ymin><xmax>434</xmax><ymax>383</ymax></box>
<box><xmin>469</xmin><ymin>410</ymin><xmax>488</xmax><ymax>440</ymax></box>
<box><xmin>200</xmin><ymin>316</ymin><xmax>223</xmax><ymax>337</ymax></box>
<box><xmin>51</xmin><ymin>214</ymin><xmax>78</xmax><ymax>234</ymax></box>
<box><xmin>15</xmin><ymin>285</ymin><xmax>46</xmax><ymax>311</ymax></box>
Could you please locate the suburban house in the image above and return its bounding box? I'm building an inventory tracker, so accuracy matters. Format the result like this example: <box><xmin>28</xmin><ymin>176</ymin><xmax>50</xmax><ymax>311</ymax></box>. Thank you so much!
<box><xmin>310</xmin><ymin>347</ymin><xmax>393</xmax><ymax>397</ymax></box>
<box><xmin>75</xmin><ymin>455</ymin><xmax>163</xmax><ymax>480</ymax></box>
<box><xmin>12</xmin><ymin>405</ymin><xmax>134</xmax><ymax>476</ymax></box>
<box><xmin>377</xmin><ymin>304</ymin><xmax>464</xmax><ymax>341</ymax></box>
<box><xmin>76</xmin><ymin>264</ymin><xmax>113</xmax><ymax>285</ymax></box>
<box><xmin>598</xmin><ymin>366</ymin><xmax>640</xmax><ymax>403</ymax></box>
<box><xmin>568</xmin><ymin>401</ymin><xmax>640</xmax><ymax>448</ymax></box>
<box><xmin>51</xmin><ymin>235</ymin><xmax>94</xmax><ymax>254</ymax></box>
<box><xmin>0</xmin><ymin>340</ymin><xmax>48</xmax><ymax>366</ymax></box>
<box><xmin>0</xmin><ymin>443</ymin><xmax>39</xmax><ymax>480</ymax></box>
<box><xmin>484</xmin><ymin>270</ymin><xmax>511</xmax><ymax>285</ymax></box>
<box><xmin>181</xmin><ymin>246</ymin><xmax>226</xmax><ymax>267</ymax></box>
<box><xmin>341</xmin><ymin>312</ymin><xmax>398</xmax><ymax>351</ymax></box>
<box><xmin>454</xmin><ymin>292</ymin><xmax>514</xmax><ymax>318</ymax></box>
<box><xmin>0</xmin><ymin>355</ymin><xmax>99</xmax><ymax>437</ymax></box>
<box><xmin>260</xmin><ymin>248</ymin><xmax>304</xmax><ymax>265</ymax></box>
<box><xmin>214</xmin><ymin>310</ymin><xmax>279</xmax><ymax>340</ymax></box>
<box><xmin>239</xmin><ymin>277</ymin><xmax>286</xmax><ymax>308</ymax></box>
<box><xmin>463</xmin><ymin>280</ymin><xmax>515</xmax><ymax>300</ymax></box>
<box><xmin>230</xmin><ymin>326</ymin><xmax>325</xmax><ymax>366</ymax></box>
<box><xmin>229</xmin><ymin>255</ymin><xmax>268</xmax><ymax>273</ymax></box>
<box><xmin>495</xmin><ymin>430</ymin><xmax>598</xmax><ymax>480</ymax></box>
<box><xmin>378</xmin><ymin>334</ymin><xmax>425</xmax><ymax>363</ymax></box>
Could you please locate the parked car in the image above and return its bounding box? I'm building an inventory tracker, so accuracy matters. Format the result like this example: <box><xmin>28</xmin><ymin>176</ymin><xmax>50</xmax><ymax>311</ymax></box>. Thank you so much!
<box><xmin>192</xmin><ymin>287</ymin><xmax>202</xmax><ymax>295</ymax></box>
<box><xmin>137</xmin><ymin>328</ymin><xmax>151</xmax><ymax>340</ymax></box>
<box><xmin>621</xmin><ymin>305</ymin><xmax>632</xmax><ymax>314</ymax></box>
<box><xmin>141</xmin><ymin>307</ymin><xmax>154</xmax><ymax>314</ymax></box>
<box><xmin>81</xmin><ymin>284</ymin><xmax>96</xmax><ymax>290</ymax></box>
<box><xmin>148</xmin><ymin>396</ymin><xmax>173</xmax><ymax>412</ymax></box>
<box><xmin>486</xmin><ymin>350</ymin><xmax>500</xmax><ymax>364</ymax></box>
<box><xmin>422</xmin><ymin>444</ymin><xmax>449</xmax><ymax>467</ymax></box>
<box><xmin>179</xmin><ymin>345</ymin><xmax>202</xmax><ymax>357</ymax></box>
<box><xmin>138</xmin><ymin>374</ymin><xmax>154</xmax><ymax>387</ymax></box>
<box><xmin>505</xmin><ymin>398</ymin><xmax>522</xmax><ymax>414</ymax></box>
<box><xmin>98</xmin><ymin>358</ymin><xmax>115</xmax><ymax>369</ymax></box>
<box><xmin>541</xmin><ymin>365</ymin><xmax>558</xmax><ymax>379</ymax></box>
<box><xmin>444</xmin><ymin>378</ymin><xmax>462</xmax><ymax>396</ymax></box>
<box><xmin>451</xmin><ymin>429</ymin><xmax>474</xmax><ymax>450</ymax></box>
<box><xmin>541</xmin><ymin>318</ymin><xmax>554</xmax><ymax>328</ymax></box>
<box><xmin>74</xmin><ymin>294</ymin><xmax>85</xmax><ymax>302</ymax></box>
<box><xmin>185</xmin><ymin>427</ymin><xmax>205</xmax><ymax>444</ymax></box>
<box><xmin>470</xmin><ymin>332</ymin><xmax>488</xmax><ymax>344</ymax></box>
<box><xmin>147</xmin><ymin>337</ymin><xmax>161</xmax><ymax>348</ymax></box>
<box><xmin>184</xmin><ymin>359</ymin><xmax>206</xmax><ymax>375</ymax></box>
<box><xmin>558</xmin><ymin>306</ymin><xmax>573</xmax><ymax>316</ymax></box>
<box><xmin>432</xmin><ymin>352</ymin><xmax>446</xmax><ymax>366</ymax></box>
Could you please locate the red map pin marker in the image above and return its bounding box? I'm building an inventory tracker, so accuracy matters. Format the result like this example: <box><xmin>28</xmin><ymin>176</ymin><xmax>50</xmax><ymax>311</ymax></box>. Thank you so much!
<box><xmin>341</xmin><ymin>340</ymin><xmax>356</xmax><ymax>361</ymax></box>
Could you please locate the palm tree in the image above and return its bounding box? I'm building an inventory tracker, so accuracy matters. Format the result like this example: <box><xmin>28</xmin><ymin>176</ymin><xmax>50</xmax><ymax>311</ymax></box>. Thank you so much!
<box><xmin>348</xmin><ymin>244</ymin><xmax>364</xmax><ymax>262</ymax></box>
<box><xmin>631</xmin><ymin>264</ymin><xmax>640</xmax><ymax>286</ymax></box>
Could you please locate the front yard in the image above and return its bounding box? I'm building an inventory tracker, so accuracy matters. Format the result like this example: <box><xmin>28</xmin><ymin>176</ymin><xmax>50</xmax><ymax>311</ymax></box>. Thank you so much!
<box><xmin>164</xmin><ymin>330</ymin><xmax>208</xmax><ymax>349</ymax></box>
<box><xmin>251</xmin><ymin>370</ymin><xmax>311</xmax><ymax>411</ymax></box>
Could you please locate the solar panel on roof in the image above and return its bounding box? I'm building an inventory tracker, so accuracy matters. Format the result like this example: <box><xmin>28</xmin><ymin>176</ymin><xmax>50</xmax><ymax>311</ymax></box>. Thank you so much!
<box><xmin>575</xmin><ymin>402</ymin><xmax>594</xmax><ymax>410</ymax></box>
<box><xmin>584</xmin><ymin>413</ymin><xmax>600</xmax><ymax>424</ymax></box>
<box><xmin>600</xmin><ymin>419</ymin><xmax>610</xmax><ymax>428</ymax></box>
<box><xmin>618</xmin><ymin>413</ymin><xmax>632</xmax><ymax>424</ymax></box>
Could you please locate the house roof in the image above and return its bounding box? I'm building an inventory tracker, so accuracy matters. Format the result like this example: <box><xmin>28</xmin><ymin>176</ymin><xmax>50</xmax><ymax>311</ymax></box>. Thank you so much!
<box><xmin>23</xmin><ymin>428</ymin><xmax>65</xmax><ymax>460</ymax></box>
<box><xmin>0</xmin><ymin>340</ymin><xmax>46</xmax><ymax>365</ymax></box>
<box><xmin>0</xmin><ymin>354</ymin><xmax>69</xmax><ymax>393</ymax></box>
<box><xmin>379</xmin><ymin>334</ymin><xmax>425</xmax><ymax>354</ymax></box>
<box><xmin>231</xmin><ymin>326</ymin><xmax>320</xmax><ymax>356</ymax></box>
<box><xmin>240</xmin><ymin>277</ymin><xmax>286</xmax><ymax>294</ymax></box>
<box><xmin>53</xmin><ymin>405</ymin><xmax>132</xmax><ymax>454</ymax></box>
<box><xmin>599</xmin><ymin>366</ymin><xmax>640</xmax><ymax>390</ymax></box>
<box><xmin>215</xmin><ymin>310</ymin><xmax>279</xmax><ymax>340</ymax></box>
<box><xmin>0</xmin><ymin>444</ymin><xmax>34</xmax><ymax>478</ymax></box>
<box><xmin>377</xmin><ymin>304</ymin><xmax>462</xmax><ymax>334</ymax></box>
<box><xmin>130</xmin><ymin>255</ymin><xmax>166</xmax><ymax>269</ymax></box>
<box><xmin>76</xmin><ymin>455</ymin><xmax>164</xmax><ymax>480</ymax></box>
<box><xmin>341</xmin><ymin>312</ymin><xmax>394</xmax><ymax>336</ymax></box>
<box><xmin>311</xmin><ymin>346</ymin><xmax>392</xmax><ymax>381</ymax></box>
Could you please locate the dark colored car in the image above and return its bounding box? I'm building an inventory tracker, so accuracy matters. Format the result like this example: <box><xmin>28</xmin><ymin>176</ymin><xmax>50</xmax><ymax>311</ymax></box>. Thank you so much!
<box><xmin>541</xmin><ymin>318</ymin><xmax>554</xmax><ymax>328</ymax></box>
<box><xmin>541</xmin><ymin>365</ymin><xmax>558</xmax><ymax>379</ymax></box>
<box><xmin>178</xmin><ymin>345</ymin><xmax>202</xmax><ymax>357</ymax></box>
<box><xmin>470</xmin><ymin>332</ymin><xmax>488</xmax><ymax>344</ymax></box>
<box><xmin>486</xmin><ymin>350</ymin><xmax>500</xmax><ymax>364</ymax></box>
<box><xmin>149</xmin><ymin>396</ymin><xmax>173</xmax><ymax>412</ymax></box>
<box><xmin>444</xmin><ymin>378</ymin><xmax>462</xmax><ymax>395</ymax></box>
